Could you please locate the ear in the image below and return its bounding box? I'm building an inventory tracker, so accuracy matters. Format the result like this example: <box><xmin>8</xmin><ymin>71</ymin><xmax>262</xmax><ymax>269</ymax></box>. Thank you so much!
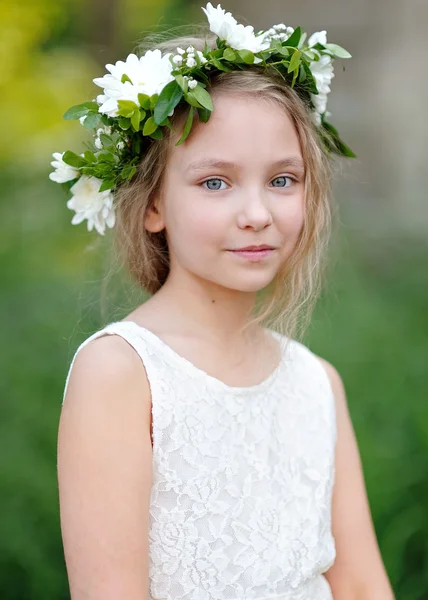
<box><xmin>144</xmin><ymin>197</ymin><xmax>165</xmax><ymax>233</ymax></box>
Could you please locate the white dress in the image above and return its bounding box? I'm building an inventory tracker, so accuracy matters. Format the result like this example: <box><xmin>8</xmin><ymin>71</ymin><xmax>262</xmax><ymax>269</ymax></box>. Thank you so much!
<box><xmin>62</xmin><ymin>320</ymin><xmax>337</xmax><ymax>600</ymax></box>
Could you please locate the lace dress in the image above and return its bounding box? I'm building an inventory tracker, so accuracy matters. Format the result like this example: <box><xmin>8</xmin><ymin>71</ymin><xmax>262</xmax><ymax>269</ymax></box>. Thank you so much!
<box><xmin>62</xmin><ymin>320</ymin><xmax>337</xmax><ymax>600</ymax></box>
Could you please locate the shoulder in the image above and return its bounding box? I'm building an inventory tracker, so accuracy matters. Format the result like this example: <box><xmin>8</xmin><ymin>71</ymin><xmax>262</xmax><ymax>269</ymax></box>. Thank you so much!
<box><xmin>285</xmin><ymin>337</ymin><xmax>348</xmax><ymax>421</ymax></box>
<box><xmin>314</xmin><ymin>353</ymin><xmax>348</xmax><ymax>411</ymax></box>
<box><xmin>285</xmin><ymin>336</ymin><xmax>344</xmax><ymax>394</ymax></box>
<box><xmin>313</xmin><ymin>354</ymin><xmax>351</xmax><ymax>440</ymax></box>
<box><xmin>62</xmin><ymin>331</ymin><xmax>151</xmax><ymax>411</ymax></box>
<box><xmin>315</xmin><ymin>356</ymin><xmax>346</xmax><ymax>399</ymax></box>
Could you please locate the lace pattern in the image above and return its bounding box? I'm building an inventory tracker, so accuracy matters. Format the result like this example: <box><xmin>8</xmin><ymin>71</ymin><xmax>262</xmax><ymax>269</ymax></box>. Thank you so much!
<box><xmin>62</xmin><ymin>321</ymin><xmax>337</xmax><ymax>600</ymax></box>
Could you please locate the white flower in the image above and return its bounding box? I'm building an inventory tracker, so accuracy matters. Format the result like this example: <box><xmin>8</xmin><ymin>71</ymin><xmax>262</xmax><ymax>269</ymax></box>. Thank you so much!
<box><xmin>308</xmin><ymin>30</ymin><xmax>327</xmax><ymax>48</ymax></box>
<box><xmin>176</xmin><ymin>47</ymin><xmax>185</xmax><ymax>55</ymax></box>
<box><xmin>310</xmin><ymin>54</ymin><xmax>334</xmax><ymax>95</ymax></box>
<box><xmin>172</xmin><ymin>55</ymin><xmax>183</xmax><ymax>65</ymax></box>
<box><xmin>93</xmin><ymin>50</ymin><xmax>174</xmax><ymax>117</ymax></box>
<box><xmin>188</xmin><ymin>79</ymin><xmax>198</xmax><ymax>90</ymax></box>
<box><xmin>67</xmin><ymin>176</ymin><xmax>115</xmax><ymax>236</ymax></box>
<box><xmin>309</xmin><ymin>54</ymin><xmax>335</xmax><ymax>125</ymax></box>
<box><xmin>202</xmin><ymin>2</ymin><xmax>270</xmax><ymax>53</ymax></box>
<box><xmin>116</xmin><ymin>141</ymin><xmax>125</xmax><ymax>150</ymax></box>
<box><xmin>79</xmin><ymin>115</ymin><xmax>87</xmax><ymax>126</ymax></box>
<box><xmin>186</xmin><ymin>56</ymin><xmax>197</xmax><ymax>68</ymax></box>
<box><xmin>94</xmin><ymin>137</ymin><xmax>103</xmax><ymax>150</ymax></box>
<box><xmin>263</xmin><ymin>24</ymin><xmax>294</xmax><ymax>45</ymax></box>
<box><xmin>49</xmin><ymin>152</ymin><xmax>80</xmax><ymax>183</ymax></box>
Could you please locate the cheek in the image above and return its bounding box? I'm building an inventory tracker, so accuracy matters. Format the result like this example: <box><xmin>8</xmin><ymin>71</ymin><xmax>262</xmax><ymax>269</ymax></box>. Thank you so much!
<box><xmin>167</xmin><ymin>198</ymin><xmax>225</xmax><ymax>249</ymax></box>
<box><xmin>275</xmin><ymin>198</ymin><xmax>305</xmax><ymax>236</ymax></box>
<box><xmin>182</xmin><ymin>201</ymin><xmax>225</xmax><ymax>239</ymax></box>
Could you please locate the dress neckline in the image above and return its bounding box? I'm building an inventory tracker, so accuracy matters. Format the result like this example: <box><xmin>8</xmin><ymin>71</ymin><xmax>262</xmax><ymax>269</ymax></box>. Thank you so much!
<box><xmin>112</xmin><ymin>319</ymin><xmax>287</xmax><ymax>394</ymax></box>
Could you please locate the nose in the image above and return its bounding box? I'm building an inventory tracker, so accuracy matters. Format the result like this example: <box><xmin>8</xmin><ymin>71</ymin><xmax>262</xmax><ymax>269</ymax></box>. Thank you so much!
<box><xmin>236</xmin><ymin>187</ymin><xmax>273</xmax><ymax>231</ymax></box>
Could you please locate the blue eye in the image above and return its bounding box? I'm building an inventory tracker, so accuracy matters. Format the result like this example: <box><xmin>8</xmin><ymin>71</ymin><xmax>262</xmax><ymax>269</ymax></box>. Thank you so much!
<box><xmin>201</xmin><ymin>178</ymin><xmax>227</xmax><ymax>191</ymax></box>
<box><xmin>270</xmin><ymin>176</ymin><xmax>294</xmax><ymax>188</ymax></box>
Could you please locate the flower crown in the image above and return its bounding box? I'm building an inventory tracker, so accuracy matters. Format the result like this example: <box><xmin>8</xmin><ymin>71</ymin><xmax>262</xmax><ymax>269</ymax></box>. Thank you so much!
<box><xmin>49</xmin><ymin>2</ymin><xmax>355</xmax><ymax>236</ymax></box>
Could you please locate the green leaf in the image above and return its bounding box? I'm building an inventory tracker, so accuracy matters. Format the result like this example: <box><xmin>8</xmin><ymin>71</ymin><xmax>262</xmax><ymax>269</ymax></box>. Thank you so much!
<box><xmin>117</xmin><ymin>107</ymin><xmax>135</xmax><ymax>118</ymax></box>
<box><xmin>118</xmin><ymin>117</ymin><xmax>131</xmax><ymax>130</ymax></box>
<box><xmin>117</xmin><ymin>100</ymin><xmax>138</xmax><ymax>117</ymax></box>
<box><xmin>100</xmin><ymin>133</ymin><xmax>113</xmax><ymax>147</ymax></box>
<box><xmin>121</xmin><ymin>164</ymin><xmax>137</xmax><ymax>179</ymax></box>
<box><xmin>131</xmin><ymin>110</ymin><xmax>141</xmax><ymax>131</ymax></box>
<box><xmin>143</xmin><ymin>116</ymin><xmax>158</xmax><ymax>136</ymax></box>
<box><xmin>117</xmin><ymin>100</ymin><xmax>138</xmax><ymax>111</ymax></box>
<box><xmin>159</xmin><ymin>116</ymin><xmax>171</xmax><ymax>128</ymax></box>
<box><xmin>176</xmin><ymin>106</ymin><xmax>194</xmax><ymax>146</ymax></box>
<box><xmin>175</xmin><ymin>74</ymin><xmax>187</xmax><ymax>92</ymax></box>
<box><xmin>291</xmin><ymin>67</ymin><xmax>299</xmax><ymax>87</ymax></box>
<box><xmin>298</xmin><ymin>64</ymin><xmax>307</xmax><ymax>83</ymax></box>
<box><xmin>288</xmin><ymin>49</ymin><xmax>301</xmax><ymax>73</ymax></box>
<box><xmin>302</xmin><ymin>49</ymin><xmax>317</xmax><ymax>61</ymax></box>
<box><xmin>83</xmin><ymin>151</ymin><xmax>96</xmax><ymax>163</ymax></box>
<box><xmin>189</xmin><ymin>85</ymin><xmax>213</xmax><ymax>111</ymax></box>
<box><xmin>154</xmin><ymin>80</ymin><xmax>184</xmax><ymax>125</ymax></box>
<box><xmin>302</xmin><ymin>63</ymin><xmax>318</xmax><ymax>94</ymax></box>
<box><xmin>197</xmin><ymin>107</ymin><xmax>211</xmax><ymax>123</ymax></box>
<box><xmin>321</xmin><ymin>119</ymin><xmax>357</xmax><ymax>158</ymax></box>
<box><xmin>238</xmin><ymin>49</ymin><xmax>254</xmax><ymax>64</ymax></box>
<box><xmin>82</xmin><ymin>112</ymin><xmax>101</xmax><ymax>130</ymax></box>
<box><xmin>81</xmin><ymin>101</ymin><xmax>99</xmax><ymax>110</ymax></box>
<box><xmin>150</xmin><ymin>94</ymin><xmax>159</xmax><ymax>110</ymax></box>
<box><xmin>223</xmin><ymin>48</ymin><xmax>236</xmax><ymax>61</ymax></box>
<box><xmin>284</xmin><ymin>26</ymin><xmax>301</xmax><ymax>48</ymax></box>
<box><xmin>62</xmin><ymin>150</ymin><xmax>86</xmax><ymax>168</ymax></box>
<box><xmin>63</xmin><ymin>103</ymin><xmax>91</xmax><ymax>120</ymax></box>
<box><xmin>210</xmin><ymin>56</ymin><xmax>232</xmax><ymax>72</ymax></box>
<box><xmin>131</xmin><ymin>136</ymin><xmax>141</xmax><ymax>155</ymax></box>
<box><xmin>98</xmin><ymin>178</ymin><xmax>116</xmax><ymax>192</ymax></box>
<box><xmin>185</xmin><ymin>92</ymin><xmax>203</xmax><ymax>108</ymax></box>
<box><xmin>277</xmin><ymin>46</ymin><xmax>290</xmax><ymax>58</ymax></box>
<box><xmin>97</xmin><ymin>150</ymin><xmax>116</xmax><ymax>163</ymax></box>
<box><xmin>324</xmin><ymin>43</ymin><xmax>352</xmax><ymax>59</ymax></box>
<box><xmin>138</xmin><ymin>94</ymin><xmax>151</xmax><ymax>110</ymax></box>
<box><xmin>121</xmin><ymin>73</ymin><xmax>133</xmax><ymax>84</ymax></box>
<box><xmin>149</xmin><ymin>128</ymin><xmax>163</xmax><ymax>140</ymax></box>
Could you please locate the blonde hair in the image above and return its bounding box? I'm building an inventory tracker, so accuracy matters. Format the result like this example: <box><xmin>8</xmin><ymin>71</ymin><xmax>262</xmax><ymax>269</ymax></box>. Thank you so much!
<box><xmin>103</xmin><ymin>26</ymin><xmax>338</xmax><ymax>342</ymax></box>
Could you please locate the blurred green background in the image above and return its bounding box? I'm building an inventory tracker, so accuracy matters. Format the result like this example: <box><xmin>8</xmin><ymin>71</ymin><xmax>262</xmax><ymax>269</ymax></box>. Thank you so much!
<box><xmin>1</xmin><ymin>0</ymin><xmax>426</xmax><ymax>598</ymax></box>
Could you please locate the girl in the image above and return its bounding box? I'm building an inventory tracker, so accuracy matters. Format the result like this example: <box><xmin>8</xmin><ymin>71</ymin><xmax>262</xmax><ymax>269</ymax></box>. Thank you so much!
<box><xmin>55</xmin><ymin>4</ymin><xmax>395</xmax><ymax>599</ymax></box>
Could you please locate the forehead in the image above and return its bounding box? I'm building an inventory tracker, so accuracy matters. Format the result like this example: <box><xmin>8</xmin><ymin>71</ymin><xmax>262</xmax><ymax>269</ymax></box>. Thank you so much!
<box><xmin>168</xmin><ymin>93</ymin><xmax>303</xmax><ymax>170</ymax></box>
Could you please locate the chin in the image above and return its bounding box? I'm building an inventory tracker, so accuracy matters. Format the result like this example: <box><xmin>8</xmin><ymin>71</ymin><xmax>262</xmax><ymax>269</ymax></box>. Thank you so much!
<box><xmin>219</xmin><ymin>273</ymin><xmax>277</xmax><ymax>293</ymax></box>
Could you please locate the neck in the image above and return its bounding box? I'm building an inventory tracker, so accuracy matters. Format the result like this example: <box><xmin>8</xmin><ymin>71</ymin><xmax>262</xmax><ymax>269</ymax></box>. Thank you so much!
<box><xmin>145</xmin><ymin>270</ymin><xmax>264</xmax><ymax>345</ymax></box>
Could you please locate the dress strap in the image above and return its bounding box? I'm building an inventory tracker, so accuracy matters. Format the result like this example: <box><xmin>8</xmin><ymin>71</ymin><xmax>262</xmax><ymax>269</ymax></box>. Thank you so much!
<box><xmin>61</xmin><ymin>321</ymin><xmax>158</xmax><ymax>406</ymax></box>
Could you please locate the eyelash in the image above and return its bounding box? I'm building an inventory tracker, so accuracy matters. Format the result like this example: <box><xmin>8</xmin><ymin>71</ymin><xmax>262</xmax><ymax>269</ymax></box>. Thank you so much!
<box><xmin>200</xmin><ymin>176</ymin><xmax>298</xmax><ymax>191</ymax></box>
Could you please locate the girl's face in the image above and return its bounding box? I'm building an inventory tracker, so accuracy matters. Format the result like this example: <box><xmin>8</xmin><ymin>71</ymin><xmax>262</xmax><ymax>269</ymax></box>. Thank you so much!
<box><xmin>146</xmin><ymin>93</ymin><xmax>306</xmax><ymax>293</ymax></box>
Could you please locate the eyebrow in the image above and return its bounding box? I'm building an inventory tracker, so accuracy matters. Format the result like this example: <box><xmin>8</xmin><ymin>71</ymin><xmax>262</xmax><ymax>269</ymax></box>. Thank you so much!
<box><xmin>185</xmin><ymin>157</ymin><xmax>306</xmax><ymax>173</ymax></box>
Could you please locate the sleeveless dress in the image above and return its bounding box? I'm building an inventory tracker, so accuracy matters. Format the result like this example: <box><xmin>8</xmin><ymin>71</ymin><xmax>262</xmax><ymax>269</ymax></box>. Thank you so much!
<box><xmin>62</xmin><ymin>320</ymin><xmax>337</xmax><ymax>600</ymax></box>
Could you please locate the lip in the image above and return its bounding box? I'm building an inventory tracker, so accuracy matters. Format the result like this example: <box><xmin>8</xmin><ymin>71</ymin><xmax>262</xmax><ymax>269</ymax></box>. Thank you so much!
<box><xmin>227</xmin><ymin>247</ymin><xmax>276</xmax><ymax>261</ymax></box>
<box><xmin>229</xmin><ymin>245</ymin><xmax>276</xmax><ymax>251</ymax></box>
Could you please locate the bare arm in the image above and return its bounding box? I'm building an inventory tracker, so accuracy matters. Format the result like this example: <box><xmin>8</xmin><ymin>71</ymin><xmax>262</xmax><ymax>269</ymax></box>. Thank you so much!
<box><xmin>317</xmin><ymin>357</ymin><xmax>395</xmax><ymax>600</ymax></box>
<box><xmin>57</xmin><ymin>335</ymin><xmax>153</xmax><ymax>600</ymax></box>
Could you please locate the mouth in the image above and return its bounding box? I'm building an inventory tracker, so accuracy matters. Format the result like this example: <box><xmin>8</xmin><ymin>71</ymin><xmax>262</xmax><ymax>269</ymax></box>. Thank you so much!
<box><xmin>227</xmin><ymin>246</ymin><xmax>276</xmax><ymax>261</ymax></box>
<box><xmin>228</xmin><ymin>244</ymin><xmax>276</xmax><ymax>252</ymax></box>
